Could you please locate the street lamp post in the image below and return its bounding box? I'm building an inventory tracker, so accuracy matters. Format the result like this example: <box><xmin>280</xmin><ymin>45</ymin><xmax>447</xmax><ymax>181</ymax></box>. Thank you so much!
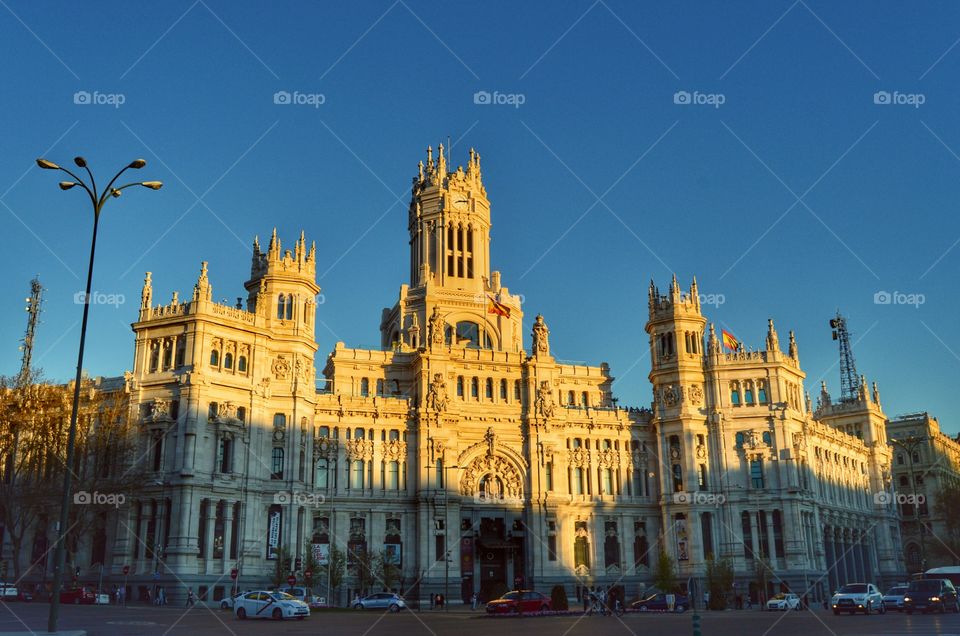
<box><xmin>888</xmin><ymin>435</ymin><xmax>929</xmax><ymax>573</ymax></box>
<box><xmin>424</xmin><ymin>459</ymin><xmax>459</xmax><ymax>611</ymax></box>
<box><xmin>37</xmin><ymin>156</ymin><xmax>162</xmax><ymax>633</ymax></box>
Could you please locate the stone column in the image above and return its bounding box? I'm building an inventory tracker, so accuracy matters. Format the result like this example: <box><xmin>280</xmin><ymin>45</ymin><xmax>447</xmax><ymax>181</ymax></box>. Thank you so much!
<box><xmin>749</xmin><ymin>510</ymin><xmax>760</xmax><ymax>559</ymax></box>
<box><xmin>203</xmin><ymin>499</ymin><xmax>217</xmax><ymax>574</ymax></box>
<box><xmin>138</xmin><ymin>500</ymin><xmax>153</xmax><ymax>566</ymax></box>
<box><xmin>223</xmin><ymin>501</ymin><xmax>234</xmax><ymax>571</ymax></box>
<box><xmin>765</xmin><ymin>511</ymin><xmax>777</xmax><ymax>565</ymax></box>
<box><xmin>824</xmin><ymin>528</ymin><xmax>836</xmax><ymax>594</ymax></box>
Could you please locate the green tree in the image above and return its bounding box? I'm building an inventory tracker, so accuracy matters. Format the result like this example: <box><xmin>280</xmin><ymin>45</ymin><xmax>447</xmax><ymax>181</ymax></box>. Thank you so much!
<box><xmin>652</xmin><ymin>550</ymin><xmax>677</xmax><ymax>593</ymax></box>
<box><xmin>303</xmin><ymin>541</ymin><xmax>319</xmax><ymax>589</ymax></box>
<box><xmin>377</xmin><ymin>549</ymin><xmax>400</xmax><ymax>592</ymax></box>
<box><xmin>271</xmin><ymin>546</ymin><xmax>291</xmax><ymax>588</ymax></box>
<box><xmin>931</xmin><ymin>480</ymin><xmax>960</xmax><ymax>564</ymax></box>
<box><xmin>321</xmin><ymin>545</ymin><xmax>346</xmax><ymax>606</ymax></box>
<box><xmin>705</xmin><ymin>556</ymin><xmax>735</xmax><ymax>610</ymax></box>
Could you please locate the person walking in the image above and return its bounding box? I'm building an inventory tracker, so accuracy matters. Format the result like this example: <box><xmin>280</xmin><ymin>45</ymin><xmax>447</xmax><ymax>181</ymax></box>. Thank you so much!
<box><xmin>158</xmin><ymin>587</ymin><xmax>166</xmax><ymax>606</ymax></box>
<box><xmin>471</xmin><ymin>591</ymin><xmax>478</xmax><ymax>610</ymax></box>
<box><xmin>186</xmin><ymin>588</ymin><xmax>195</xmax><ymax>608</ymax></box>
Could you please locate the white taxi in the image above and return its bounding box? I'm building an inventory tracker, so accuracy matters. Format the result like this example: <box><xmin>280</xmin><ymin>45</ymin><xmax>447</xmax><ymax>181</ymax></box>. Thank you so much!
<box><xmin>234</xmin><ymin>590</ymin><xmax>310</xmax><ymax>620</ymax></box>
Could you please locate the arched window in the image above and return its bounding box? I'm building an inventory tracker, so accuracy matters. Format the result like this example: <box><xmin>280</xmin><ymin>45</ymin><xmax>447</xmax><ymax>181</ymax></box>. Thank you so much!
<box><xmin>161</xmin><ymin>341</ymin><xmax>172</xmax><ymax>370</ymax></box>
<box><xmin>237</xmin><ymin>355</ymin><xmax>247</xmax><ymax>372</ymax></box>
<box><xmin>456</xmin><ymin>376</ymin><xmax>464</xmax><ymax>398</ymax></box>
<box><xmin>470</xmin><ymin>377</ymin><xmax>479</xmax><ymax>399</ymax></box>
<box><xmin>757</xmin><ymin>381</ymin><xmax>768</xmax><ymax>404</ymax></box>
<box><xmin>897</xmin><ymin>453</ymin><xmax>904</xmax><ymax>465</ymax></box>
<box><xmin>672</xmin><ymin>464</ymin><xmax>683</xmax><ymax>492</ymax></box>
<box><xmin>360</xmin><ymin>378</ymin><xmax>369</xmax><ymax>397</ymax></box>
<box><xmin>500</xmin><ymin>379</ymin><xmax>508</xmax><ymax>400</ymax></box>
<box><xmin>762</xmin><ymin>431</ymin><xmax>772</xmax><ymax>446</ymax></box>
<box><xmin>730</xmin><ymin>382</ymin><xmax>741</xmax><ymax>406</ymax></box>
<box><xmin>273</xmin><ymin>413</ymin><xmax>286</xmax><ymax>429</ymax></box>
<box><xmin>581</xmin><ymin>392</ymin><xmax>589</xmax><ymax>407</ymax></box>
<box><xmin>485</xmin><ymin>378</ymin><xmax>493</xmax><ymax>399</ymax></box>
<box><xmin>237</xmin><ymin>407</ymin><xmax>246</xmax><ymax>423</ymax></box>
<box><xmin>744</xmin><ymin>382</ymin><xmax>754</xmax><ymax>404</ymax></box>
<box><xmin>514</xmin><ymin>380</ymin><xmax>522</xmax><ymax>401</ymax></box>
<box><xmin>223</xmin><ymin>352</ymin><xmax>233</xmax><ymax>369</ymax></box>
<box><xmin>209</xmin><ymin>349</ymin><xmax>219</xmax><ymax>366</ymax></box>
<box><xmin>376</xmin><ymin>379</ymin><xmax>384</xmax><ymax>396</ymax></box>
<box><xmin>277</xmin><ymin>294</ymin><xmax>286</xmax><ymax>319</ymax></box>
<box><xmin>285</xmin><ymin>294</ymin><xmax>293</xmax><ymax>320</ymax></box>
<box><xmin>354</xmin><ymin>428</ymin><xmax>365</xmax><ymax>439</ymax></box>
<box><xmin>455</xmin><ymin>321</ymin><xmax>481</xmax><ymax>348</ymax></box>
<box><xmin>567</xmin><ymin>391</ymin><xmax>575</xmax><ymax>406</ymax></box>
<box><xmin>735</xmin><ymin>432</ymin><xmax>745</xmax><ymax>447</ymax></box>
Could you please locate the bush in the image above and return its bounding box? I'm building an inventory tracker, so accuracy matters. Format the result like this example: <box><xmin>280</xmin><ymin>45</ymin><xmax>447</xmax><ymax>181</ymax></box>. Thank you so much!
<box><xmin>550</xmin><ymin>585</ymin><xmax>568</xmax><ymax>610</ymax></box>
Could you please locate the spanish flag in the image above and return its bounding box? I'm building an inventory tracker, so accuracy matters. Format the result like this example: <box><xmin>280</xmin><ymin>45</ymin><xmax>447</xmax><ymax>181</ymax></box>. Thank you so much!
<box><xmin>487</xmin><ymin>294</ymin><xmax>511</xmax><ymax>318</ymax></box>
<box><xmin>721</xmin><ymin>329</ymin><xmax>739</xmax><ymax>351</ymax></box>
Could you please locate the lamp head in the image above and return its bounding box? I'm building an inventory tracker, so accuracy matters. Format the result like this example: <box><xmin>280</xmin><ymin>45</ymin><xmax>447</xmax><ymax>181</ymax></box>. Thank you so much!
<box><xmin>129</xmin><ymin>159</ymin><xmax>147</xmax><ymax>169</ymax></box>
<box><xmin>36</xmin><ymin>158</ymin><xmax>59</xmax><ymax>170</ymax></box>
<box><xmin>73</xmin><ymin>157</ymin><xmax>87</xmax><ymax>168</ymax></box>
<box><xmin>141</xmin><ymin>181</ymin><xmax>163</xmax><ymax>190</ymax></box>
<box><xmin>58</xmin><ymin>181</ymin><xmax>77</xmax><ymax>191</ymax></box>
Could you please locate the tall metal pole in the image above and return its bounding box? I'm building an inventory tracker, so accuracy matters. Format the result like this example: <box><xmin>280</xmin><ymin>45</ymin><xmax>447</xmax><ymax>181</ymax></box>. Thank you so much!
<box><xmin>48</xmin><ymin>209</ymin><xmax>100</xmax><ymax>632</ymax></box>
<box><xmin>37</xmin><ymin>157</ymin><xmax>161</xmax><ymax>633</ymax></box>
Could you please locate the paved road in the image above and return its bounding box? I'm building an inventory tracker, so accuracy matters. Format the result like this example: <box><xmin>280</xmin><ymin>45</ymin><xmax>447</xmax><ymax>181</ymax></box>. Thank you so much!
<box><xmin>2</xmin><ymin>604</ymin><xmax>960</xmax><ymax>636</ymax></box>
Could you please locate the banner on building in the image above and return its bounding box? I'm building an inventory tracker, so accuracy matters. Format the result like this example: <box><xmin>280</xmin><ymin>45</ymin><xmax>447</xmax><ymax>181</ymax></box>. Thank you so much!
<box><xmin>267</xmin><ymin>508</ymin><xmax>282</xmax><ymax>560</ymax></box>
<box><xmin>312</xmin><ymin>542</ymin><xmax>329</xmax><ymax>566</ymax></box>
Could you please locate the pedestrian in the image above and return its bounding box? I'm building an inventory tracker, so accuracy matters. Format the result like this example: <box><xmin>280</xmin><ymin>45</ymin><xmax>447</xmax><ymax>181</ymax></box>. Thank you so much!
<box><xmin>186</xmin><ymin>588</ymin><xmax>195</xmax><ymax>608</ymax></box>
<box><xmin>704</xmin><ymin>590</ymin><xmax>710</xmax><ymax>610</ymax></box>
<box><xmin>471</xmin><ymin>591</ymin><xmax>478</xmax><ymax>610</ymax></box>
<box><xmin>158</xmin><ymin>587</ymin><xmax>166</xmax><ymax>606</ymax></box>
<box><xmin>583</xmin><ymin>587</ymin><xmax>590</xmax><ymax>613</ymax></box>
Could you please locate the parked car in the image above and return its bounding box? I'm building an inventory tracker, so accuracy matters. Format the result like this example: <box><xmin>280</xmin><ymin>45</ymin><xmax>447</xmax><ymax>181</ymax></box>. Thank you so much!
<box><xmin>903</xmin><ymin>578</ymin><xmax>960</xmax><ymax>614</ymax></box>
<box><xmin>882</xmin><ymin>585</ymin><xmax>908</xmax><ymax>612</ymax></box>
<box><xmin>59</xmin><ymin>587</ymin><xmax>97</xmax><ymax>605</ymax></box>
<box><xmin>766</xmin><ymin>593</ymin><xmax>801</xmax><ymax>611</ymax></box>
<box><xmin>353</xmin><ymin>592</ymin><xmax>407</xmax><ymax>612</ymax></box>
<box><xmin>830</xmin><ymin>583</ymin><xmax>885</xmax><ymax>615</ymax></box>
<box><xmin>234</xmin><ymin>590</ymin><xmax>310</xmax><ymax>620</ymax></box>
<box><xmin>485</xmin><ymin>590</ymin><xmax>551</xmax><ymax>614</ymax></box>
<box><xmin>631</xmin><ymin>593</ymin><xmax>689</xmax><ymax>612</ymax></box>
<box><xmin>220</xmin><ymin>591</ymin><xmax>249</xmax><ymax>610</ymax></box>
<box><xmin>0</xmin><ymin>584</ymin><xmax>19</xmax><ymax>601</ymax></box>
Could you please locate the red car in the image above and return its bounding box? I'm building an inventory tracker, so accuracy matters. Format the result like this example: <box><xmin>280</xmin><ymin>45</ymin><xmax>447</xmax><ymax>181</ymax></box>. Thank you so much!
<box><xmin>486</xmin><ymin>590</ymin><xmax>551</xmax><ymax>614</ymax></box>
<box><xmin>59</xmin><ymin>587</ymin><xmax>96</xmax><ymax>605</ymax></box>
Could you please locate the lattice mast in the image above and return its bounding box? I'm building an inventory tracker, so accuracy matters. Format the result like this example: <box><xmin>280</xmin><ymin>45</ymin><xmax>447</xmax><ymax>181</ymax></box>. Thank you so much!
<box><xmin>18</xmin><ymin>276</ymin><xmax>42</xmax><ymax>387</ymax></box>
<box><xmin>829</xmin><ymin>311</ymin><xmax>859</xmax><ymax>402</ymax></box>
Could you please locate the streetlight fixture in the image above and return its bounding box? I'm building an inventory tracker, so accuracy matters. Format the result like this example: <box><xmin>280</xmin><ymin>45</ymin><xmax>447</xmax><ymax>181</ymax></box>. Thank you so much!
<box><xmin>38</xmin><ymin>156</ymin><xmax>162</xmax><ymax>633</ymax></box>
<box><xmin>887</xmin><ymin>435</ymin><xmax>929</xmax><ymax>573</ymax></box>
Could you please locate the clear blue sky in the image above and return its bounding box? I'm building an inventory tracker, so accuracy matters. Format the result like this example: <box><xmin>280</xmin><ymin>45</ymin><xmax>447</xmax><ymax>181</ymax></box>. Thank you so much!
<box><xmin>1</xmin><ymin>1</ymin><xmax>958</xmax><ymax>431</ymax></box>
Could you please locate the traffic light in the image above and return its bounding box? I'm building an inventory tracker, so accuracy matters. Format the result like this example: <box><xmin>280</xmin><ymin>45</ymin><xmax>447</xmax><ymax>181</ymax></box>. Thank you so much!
<box><xmin>284</xmin><ymin>556</ymin><xmax>292</xmax><ymax>571</ymax></box>
<box><xmin>294</xmin><ymin>557</ymin><xmax>302</xmax><ymax>571</ymax></box>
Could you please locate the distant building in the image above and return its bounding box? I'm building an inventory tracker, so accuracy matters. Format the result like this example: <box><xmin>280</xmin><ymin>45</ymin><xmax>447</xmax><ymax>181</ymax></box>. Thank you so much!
<box><xmin>887</xmin><ymin>412</ymin><xmax>960</xmax><ymax>572</ymax></box>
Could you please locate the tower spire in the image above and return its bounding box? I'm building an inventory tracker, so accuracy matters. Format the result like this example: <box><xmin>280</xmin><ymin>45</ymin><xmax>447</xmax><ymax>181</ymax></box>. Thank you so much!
<box><xmin>141</xmin><ymin>272</ymin><xmax>153</xmax><ymax>310</ymax></box>
<box><xmin>788</xmin><ymin>330</ymin><xmax>799</xmax><ymax>362</ymax></box>
<box><xmin>766</xmin><ymin>318</ymin><xmax>780</xmax><ymax>351</ymax></box>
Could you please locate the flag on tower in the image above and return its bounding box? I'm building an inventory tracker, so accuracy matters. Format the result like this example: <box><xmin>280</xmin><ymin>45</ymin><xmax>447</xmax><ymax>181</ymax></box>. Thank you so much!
<box><xmin>487</xmin><ymin>294</ymin><xmax>511</xmax><ymax>318</ymax></box>
<box><xmin>721</xmin><ymin>329</ymin><xmax>739</xmax><ymax>351</ymax></box>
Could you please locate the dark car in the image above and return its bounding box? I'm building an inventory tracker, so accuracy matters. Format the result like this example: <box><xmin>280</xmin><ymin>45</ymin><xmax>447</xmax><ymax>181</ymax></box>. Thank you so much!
<box><xmin>631</xmin><ymin>593</ymin><xmax>689</xmax><ymax>612</ymax></box>
<box><xmin>904</xmin><ymin>579</ymin><xmax>960</xmax><ymax>614</ymax></box>
<box><xmin>59</xmin><ymin>587</ymin><xmax>96</xmax><ymax>605</ymax></box>
<box><xmin>485</xmin><ymin>590</ymin><xmax>551</xmax><ymax>614</ymax></box>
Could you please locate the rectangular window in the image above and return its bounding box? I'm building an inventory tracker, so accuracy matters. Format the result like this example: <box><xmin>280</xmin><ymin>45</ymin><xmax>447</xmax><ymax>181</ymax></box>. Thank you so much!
<box><xmin>388</xmin><ymin>461</ymin><xmax>399</xmax><ymax>490</ymax></box>
<box><xmin>603</xmin><ymin>469</ymin><xmax>613</xmax><ymax>495</ymax></box>
<box><xmin>545</xmin><ymin>462</ymin><xmax>554</xmax><ymax>491</ymax></box>
<box><xmin>548</xmin><ymin>534</ymin><xmax>558</xmax><ymax>561</ymax></box>
<box><xmin>574</xmin><ymin>468</ymin><xmax>584</xmax><ymax>495</ymax></box>
<box><xmin>351</xmin><ymin>460</ymin><xmax>364</xmax><ymax>489</ymax></box>
<box><xmin>435</xmin><ymin>534</ymin><xmax>446</xmax><ymax>562</ymax></box>
<box><xmin>271</xmin><ymin>448</ymin><xmax>284</xmax><ymax>480</ymax></box>
<box><xmin>750</xmin><ymin>459</ymin><xmax>764</xmax><ymax>489</ymax></box>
